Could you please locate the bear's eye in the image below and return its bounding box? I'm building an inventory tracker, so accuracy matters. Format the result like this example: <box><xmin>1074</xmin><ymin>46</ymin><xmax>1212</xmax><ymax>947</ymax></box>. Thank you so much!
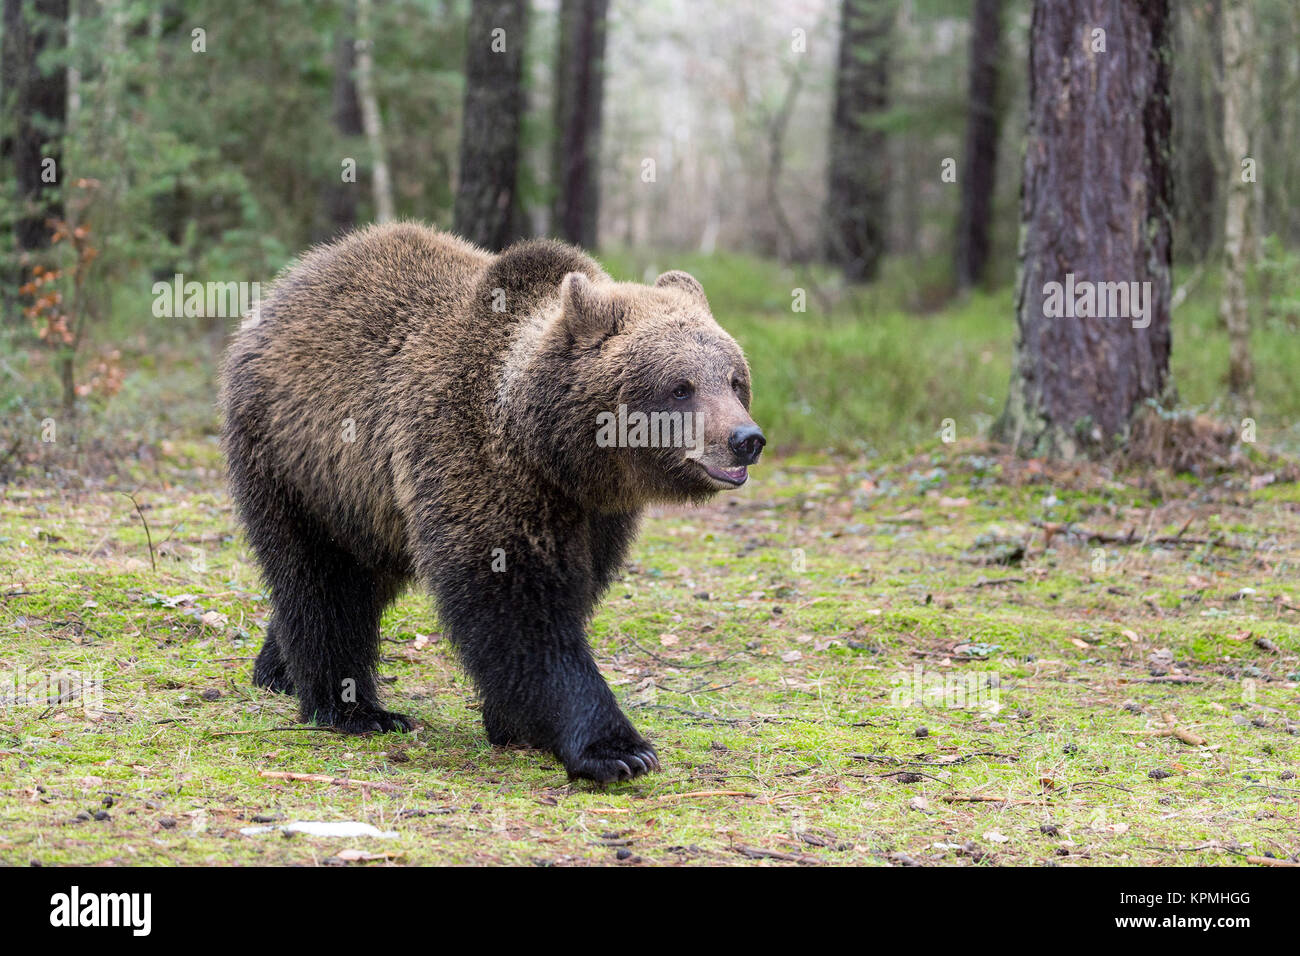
<box><xmin>731</xmin><ymin>378</ymin><xmax>743</xmax><ymax>392</ymax></box>
<box><xmin>671</xmin><ymin>382</ymin><xmax>694</xmax><ymax>401</ymax></box>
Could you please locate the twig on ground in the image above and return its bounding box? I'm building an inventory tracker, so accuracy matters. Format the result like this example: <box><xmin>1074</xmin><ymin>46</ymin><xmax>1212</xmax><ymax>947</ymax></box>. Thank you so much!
<box><xmin>735</xmin><ymin>844</ymin><xmax>821</xmax><ymax>864</ymax></box>
<box><xmin>211</xmin><ymin>726</ymin><xmax>343</xmax><ymax>737</ymax></box>
<box><xmin>258</xmin><ymin>770</ymin><xmax>401</xmax><ymax>792</ymax></box>
<box><xmin>1118</xmin><ymin>675</ymin><xmax>1206</xmax><ymax>684</ymax></box>
<box><xmin>941</xmin><ymin>794</ymin><xmax>1039</xmax><ymax>806</ymax></box>
<box><xmin>120</xmin><ymin>490</ymin><xmax>157</xmax><ymax>571</ymax></box>
<box><xmin>1033</xmin><ymin>519</ymin><xmax>1243</xmax><ymax>550</ymax></box>
<box><xmin>654</xmin><ymin>790</ymin><xmax>753</xmax><ymax>802</ymax></box>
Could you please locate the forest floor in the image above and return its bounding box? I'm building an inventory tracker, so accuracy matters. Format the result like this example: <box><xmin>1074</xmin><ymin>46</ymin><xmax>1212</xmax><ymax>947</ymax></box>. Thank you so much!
<box><xmin>1</xmin><ymin>439</ymin><xmax>1297</xmax><ymax>866</ymax></box>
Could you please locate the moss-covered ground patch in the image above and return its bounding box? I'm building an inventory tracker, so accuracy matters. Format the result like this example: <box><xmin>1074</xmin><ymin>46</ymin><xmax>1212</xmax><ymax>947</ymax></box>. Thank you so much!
<box><xmin>1</xmin><ymin>441</ymin><xmax>1297</xmax><ymax>866</ymax></box>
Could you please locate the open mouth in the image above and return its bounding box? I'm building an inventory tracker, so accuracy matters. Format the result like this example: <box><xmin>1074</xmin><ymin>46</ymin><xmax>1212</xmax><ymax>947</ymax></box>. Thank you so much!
<box><xmin>700</xmin><ymin>463</ymin><xmax>748</xmax><ymax>487</ymax></box>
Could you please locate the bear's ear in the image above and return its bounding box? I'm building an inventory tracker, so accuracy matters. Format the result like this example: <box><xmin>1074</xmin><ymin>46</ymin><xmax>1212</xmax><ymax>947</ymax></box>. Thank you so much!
<box><xmin>654</xmin><ymin>270</ymin><xmax>709</xmax><ymax>309</ymax></box>
<box><xmin>559</xmin><ymin>272</ymin><xmax>619</xmax><ymax>343</ymax></box>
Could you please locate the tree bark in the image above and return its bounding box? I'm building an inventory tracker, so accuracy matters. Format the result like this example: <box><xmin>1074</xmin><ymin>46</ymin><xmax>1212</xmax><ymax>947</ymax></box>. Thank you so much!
<box><xmin>355</xmin><ymin>0</ymin><xmax>394</xmax><ymax>224</ymax></box>
<box><xmin>326</xmin><ymin>1</ymin><xmax>364</xmax><ymax>236</ymax></box>
<box><xmin>995</xmin><ymin>0</ymin><xmax>1173</xmax><ymax>459</ymax></box>
<box><xmin>2</xmin><ymin>0</ymin><xmax>69</xmax><ymax>255</ymax></box>
<box><xmin>1172</xmin><ymin>0</ymin><xmax>1222</xmax><ymax>263</ymax></box>
<box><xmin>551</xmin><ymin>0</ymin><xmax>608</xmax><ymax>248</ymax></box>
<box><xmin>1219</xmin><ymin>0</ymin><xmax>1253</xmax><ymax>407</ymax></box>
<box><xmin>822</xmin><ymin>0</ymin><xmax>893</xmax><ymax>284</ymax></box>
<box><xmin>454</xmin><ymin>0</ymin><xmax>527</xmax><ymax>251</ymax></box>
<box><xmin>954</xmin><ymin>0</ymin><xmax>1004</xmax><ymax>290</ymax></box>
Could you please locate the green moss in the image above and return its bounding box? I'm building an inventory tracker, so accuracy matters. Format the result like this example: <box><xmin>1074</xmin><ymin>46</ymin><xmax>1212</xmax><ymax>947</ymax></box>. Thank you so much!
<box><xmin>1</xmin><ymin>444</ymin><xmax>1296</xmax><ymax>865</ymax></box>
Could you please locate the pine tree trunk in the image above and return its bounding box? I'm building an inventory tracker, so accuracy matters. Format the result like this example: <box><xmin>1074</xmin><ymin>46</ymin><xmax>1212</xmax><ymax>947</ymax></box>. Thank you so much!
<box><xmin>326</xmin><ymin>2</ymin><xmax>364</xmax><ymax>236</ymax></box>
<box><xmin>995</xmin><ymin>0</ymin><xmax>1173</xmax><ymax>459</ymax></box>
<box><xmin>453</xmin><ymin>0</ymin><xmax>527</xmax><ymax>251</ymax></box>
<box><xmin>551</xmin><ymin>0</ymin><xmax>608</xmax><ymax>248</ymax></box>
<box><xmin>2</xmin><ymin>0</ymin><xmax>69</xmax><ymax>255</ymax></box>
<box><xmin>1172</xmin><ymin>0</ymin><xmax>1222</xmax><ymax>263</ymax></box>
<box><xmin>1219</xmin><ymin>0</ymin><xmax>1254</xmax><ymax>408</ymax></box>
<box><xmin>822</xmin><ymin>0</ymin><xmax>893</xmax><ymax>284</ymax></box>
<box><xmin>355</xmin><ymin>0</ymin><xmax>394</xmax><ymax>224</ymax></box>
<box><xmin>955</xmin><ymin>0</ymin><xmax>1003</xmax><ymax>290</ymax></box>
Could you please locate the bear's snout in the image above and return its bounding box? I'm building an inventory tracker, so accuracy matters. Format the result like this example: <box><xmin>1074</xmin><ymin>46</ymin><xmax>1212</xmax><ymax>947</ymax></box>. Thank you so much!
<box><xmin>728</xmin><ymin>424</ymin><xmax>766</xmax><ymax>465</ymax></box>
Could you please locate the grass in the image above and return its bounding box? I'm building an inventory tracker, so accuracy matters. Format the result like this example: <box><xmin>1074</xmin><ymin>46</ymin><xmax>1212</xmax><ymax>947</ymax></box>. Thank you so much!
<box><xmin>1</xmin><ymin>440</ymin><xmax>1297</xmax><ymax>866</ymax></box>
<box><xmin>0</xmin><ymin>251</ymin><xmax>1297</xmax><ymax>865</ymax></box>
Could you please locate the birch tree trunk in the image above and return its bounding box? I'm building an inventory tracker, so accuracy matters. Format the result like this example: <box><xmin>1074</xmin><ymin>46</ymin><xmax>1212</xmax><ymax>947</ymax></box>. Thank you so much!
<box><xmin>1219</xmin><ymin>0</ymin><xmax>1254</xmax><ymax>407</ymax></box>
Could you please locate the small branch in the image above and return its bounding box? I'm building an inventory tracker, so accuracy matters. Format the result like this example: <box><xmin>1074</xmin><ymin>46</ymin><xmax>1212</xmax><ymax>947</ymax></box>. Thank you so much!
<box><xmin>258</xmin><ymin>770</ymin><xmax>402</xmax><ymax>792</ymax></box>
<box><xmin>735</xmin><ymin>845</ymin><xmax>821</xmax><ymax>864</ymax></box>
<box><xmin>654</xmin><ymin>790</ymin><xmax>753</xmax><ymax>802</ymax></box>
<box><xmin>0</xmin><ymin>435</ymin><xmax>23</xmax><ymax>473</ymax></box>
<box><xmin>1033</xmin><ymin>519</ymin><xmax>1243</xmax><ymax>550</ymax></box>
<box><xmin>1118</xmin><ymin>675</ymin><xmax>1206</xmax><ymax>684</ymax></box>
<box><xmin>941</xmin><ymin>794</ymin><xmax>1038</xmax><ymax>805</ymax></box>
<box><xmin>120</xmin><ymin>491</ymin><xmax>156</xmax><ymax>571</ymax></box>
<box><xmin>210</xmin><ymin>726</ymin><xmax>342</xmax><ymax>737</ymax></box>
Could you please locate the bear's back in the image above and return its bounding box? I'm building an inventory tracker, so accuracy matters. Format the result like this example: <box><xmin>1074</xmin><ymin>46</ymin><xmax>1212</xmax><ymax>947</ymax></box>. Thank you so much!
<box><xmin>264</xmin><ymin>222</ymin><xmax>489</xmax><ymax>343</ymax></box>
<box><xmin>219</xmin><ymin>224</ymin><xmax>607</xmax><ymax>563</ymax></box>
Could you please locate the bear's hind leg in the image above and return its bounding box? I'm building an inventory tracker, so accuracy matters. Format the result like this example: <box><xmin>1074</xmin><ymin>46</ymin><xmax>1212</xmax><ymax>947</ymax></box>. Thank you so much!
<box><xmin>270</xmin><ymin>552</ymin><xmax>412</xmax><ymax>734</ymax></box>
<box><xmin>244</xmin><ymin>497</ymin><xmax>411</xmax><ymax>733</ymax></box>
<box><xmin>252</xmin><ymin>623</ymin><xmax>294</xmax><ymax>694</ymax></box>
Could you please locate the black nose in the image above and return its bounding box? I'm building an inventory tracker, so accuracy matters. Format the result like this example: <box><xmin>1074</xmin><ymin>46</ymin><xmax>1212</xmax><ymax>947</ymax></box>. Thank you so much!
<box><xmin>728</xmin><ymin>425</ymin><xmax>766</xmax><ymax>465</ymax></box>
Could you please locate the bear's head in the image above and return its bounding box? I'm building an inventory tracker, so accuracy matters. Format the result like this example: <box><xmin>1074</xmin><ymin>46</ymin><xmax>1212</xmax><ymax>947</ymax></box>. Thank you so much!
<box><xmin>515</xmin><ymin>269</ymin><xmax>764</xmax><ymax>509</ymax></box>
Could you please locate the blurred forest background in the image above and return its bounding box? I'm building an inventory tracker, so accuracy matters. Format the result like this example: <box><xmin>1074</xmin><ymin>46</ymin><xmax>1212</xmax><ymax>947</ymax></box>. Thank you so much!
<box><xmin>3</xmin><ymin>0</ymin><xmax>1300</xmax><ymax>478</ymax></box>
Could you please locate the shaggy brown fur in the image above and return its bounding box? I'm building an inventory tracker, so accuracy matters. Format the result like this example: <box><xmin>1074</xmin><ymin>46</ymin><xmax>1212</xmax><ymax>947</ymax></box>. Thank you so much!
<box><xmin>219</xmin><ymin>222</ymin><xmax>763</xmax><ymax>781</ymax></box>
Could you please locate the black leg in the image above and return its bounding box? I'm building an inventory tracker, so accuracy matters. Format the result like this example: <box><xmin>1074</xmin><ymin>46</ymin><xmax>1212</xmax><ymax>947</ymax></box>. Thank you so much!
<box><xmin>268</xmin><ymin>542</ymin><xmax>411</xmax><ymax>733</ymax></box>
<box><xmin>232</xmin><ymin>461</ymin><xmax>411</xmax><ymax>733</ymax></box>
<box><xmin>252</xmin><ymin>622</ymin><xmax>294</xmax><ymax>694</ymax></box>
<box><xmin>437</xmin><ymin>565</ymin><xmax>658</xmax><ymax>783</ymax></box>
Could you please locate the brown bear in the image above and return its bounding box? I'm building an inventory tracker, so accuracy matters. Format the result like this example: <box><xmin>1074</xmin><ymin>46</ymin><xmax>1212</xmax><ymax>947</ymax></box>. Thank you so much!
<box><xmin>219</xmin><ymin>222</ymin><xmax>764</xmax><ymax>782</ymax></box>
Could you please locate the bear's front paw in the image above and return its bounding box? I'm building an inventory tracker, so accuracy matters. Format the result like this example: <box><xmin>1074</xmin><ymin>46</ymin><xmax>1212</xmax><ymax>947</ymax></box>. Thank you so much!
<box><xmin>315</xmin><ymin>704</ymin><xmax>416</xmax><ymax>735</ymax></box>
<box><xmin>564</xmin><ymin>733</ymin><xmax>660</xmax><ymax>783</ymax></box>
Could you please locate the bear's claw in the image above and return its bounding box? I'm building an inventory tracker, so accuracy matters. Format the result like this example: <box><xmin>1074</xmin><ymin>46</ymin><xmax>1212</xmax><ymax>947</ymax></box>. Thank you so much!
<box><xmin>319</xmin><ymin>706</ymin><xmax>415</xmax><ymax>735</ymax></box>
<box><xmin>566</xmin><ymin>737</ymin><xmax>661</xmax><ymax>783</ymax></box>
